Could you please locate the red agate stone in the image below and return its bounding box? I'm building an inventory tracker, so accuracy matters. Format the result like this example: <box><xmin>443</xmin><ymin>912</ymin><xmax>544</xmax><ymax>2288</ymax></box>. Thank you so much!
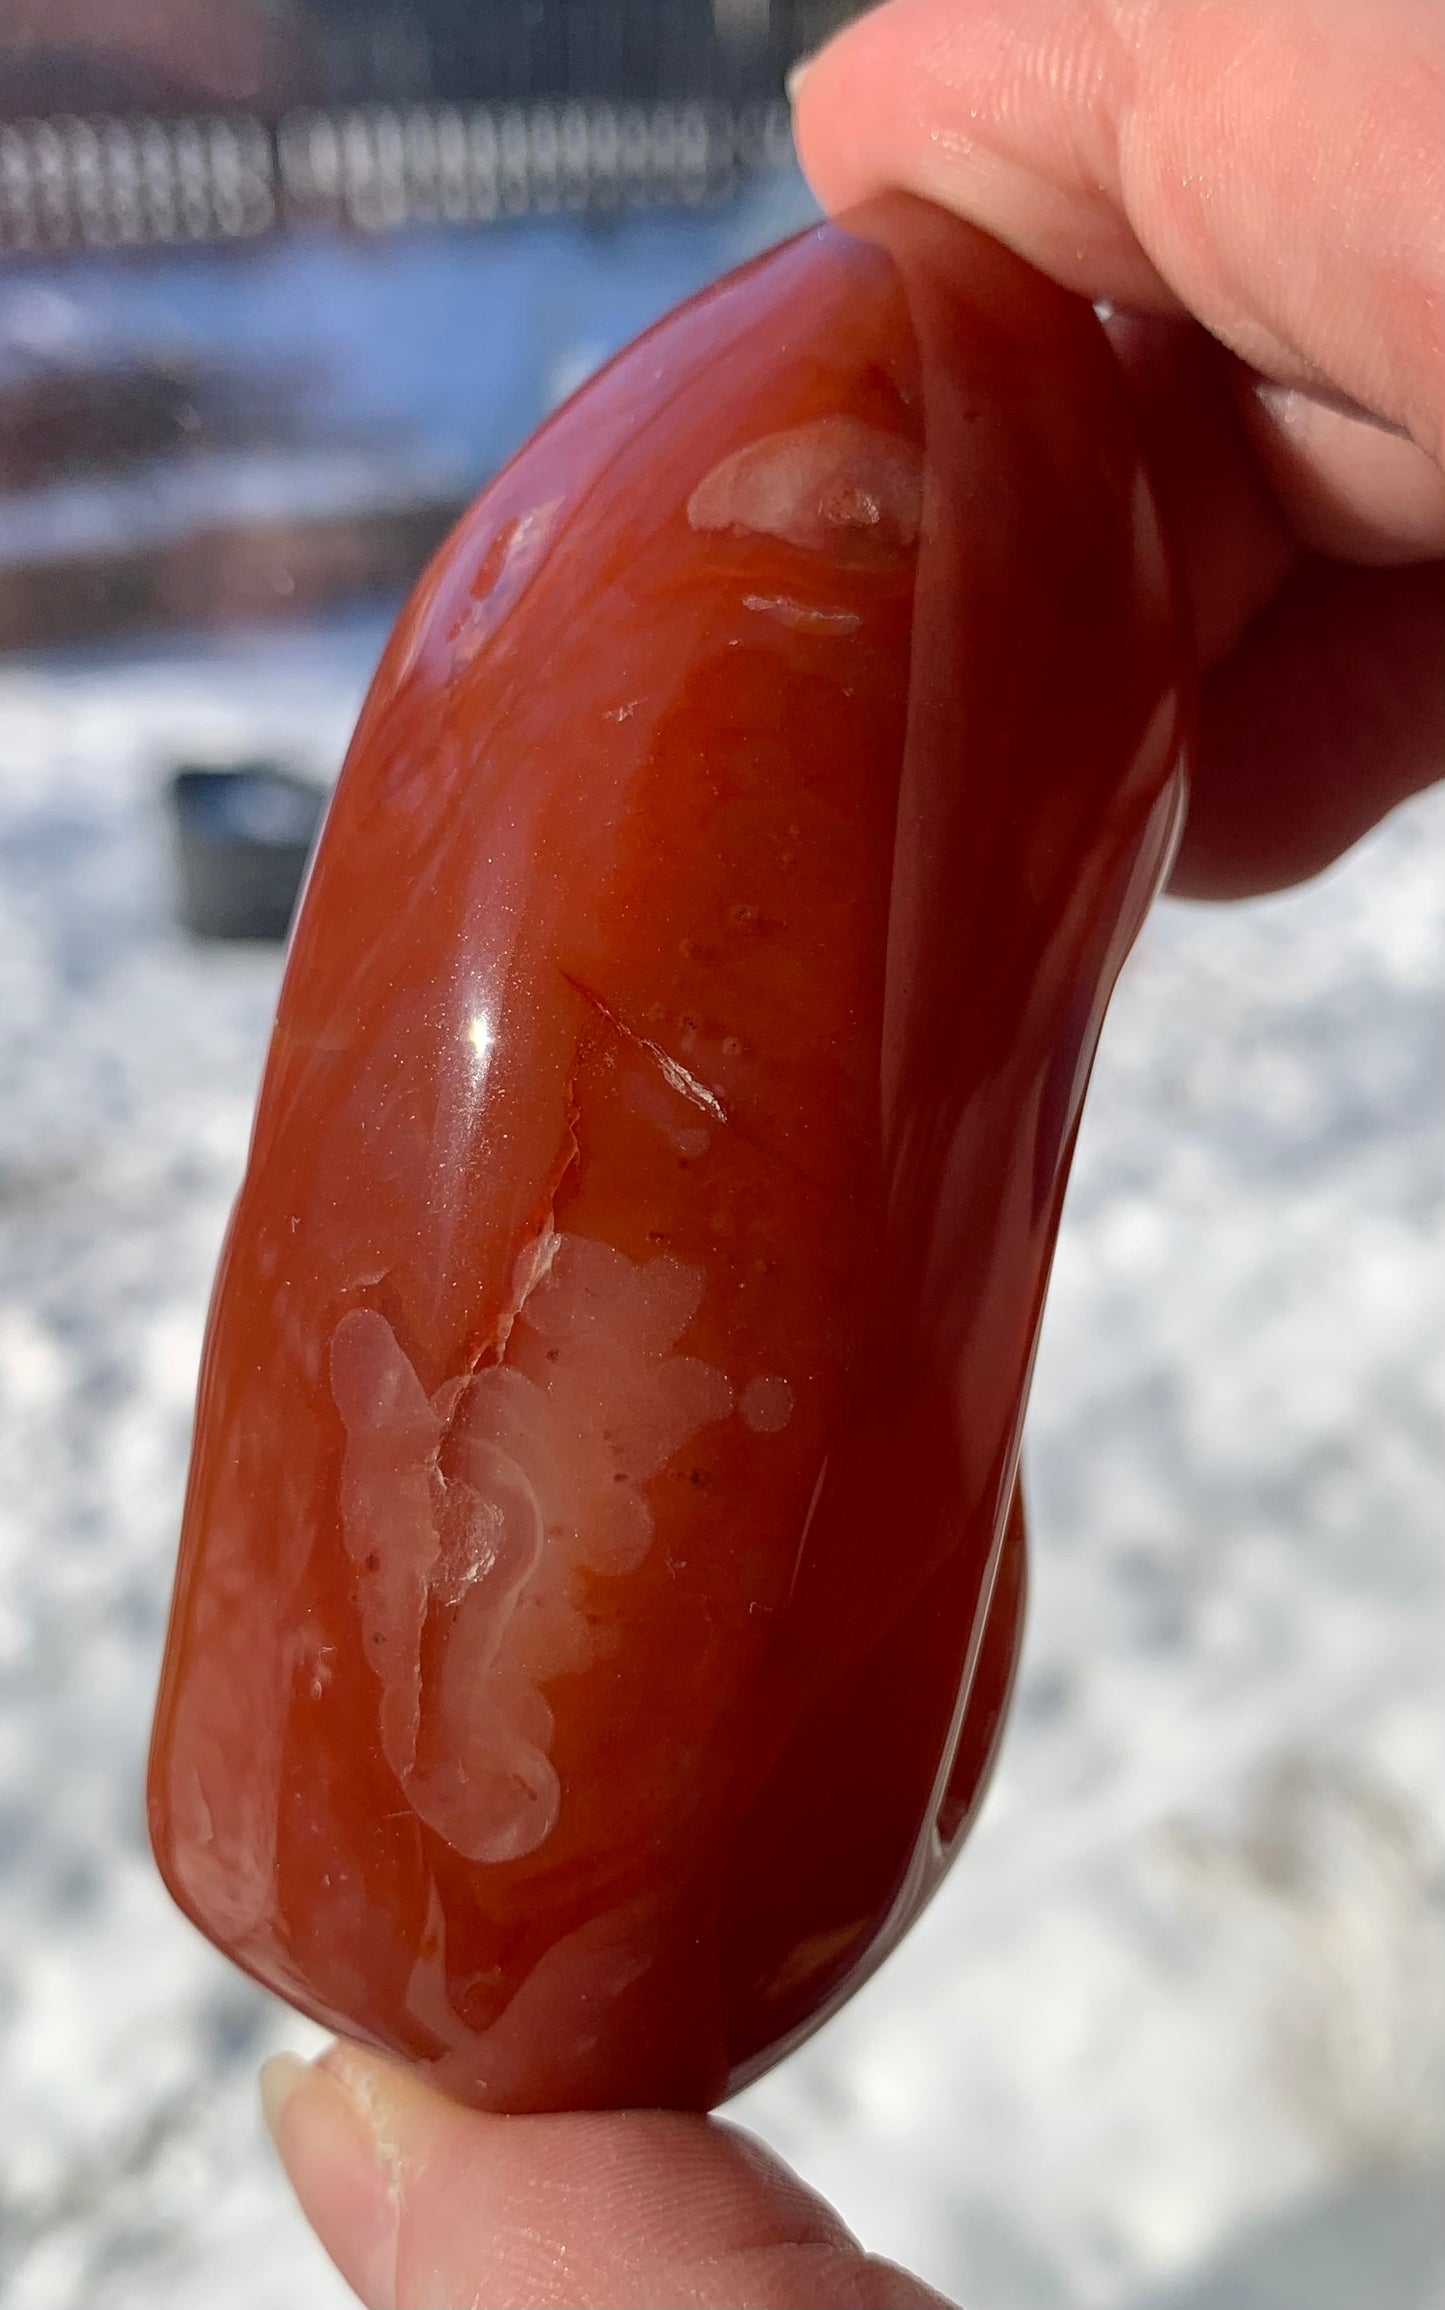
<box><xmin>149</xmin><ymin>195</ymin><xmax>1188</xmax><ymax>2111</ymax></box>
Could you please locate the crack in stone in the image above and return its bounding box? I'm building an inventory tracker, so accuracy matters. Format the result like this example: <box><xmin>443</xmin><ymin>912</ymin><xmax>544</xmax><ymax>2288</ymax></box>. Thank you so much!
<box><xmin>561</xmin><ymin>970</ymin><xmax>728</xmax><ymax>1125</ymax></box>
<box><xmin>561</xmin><ymin>968</ymin><xmax>835</xmax><ymax>1201</ymax></box>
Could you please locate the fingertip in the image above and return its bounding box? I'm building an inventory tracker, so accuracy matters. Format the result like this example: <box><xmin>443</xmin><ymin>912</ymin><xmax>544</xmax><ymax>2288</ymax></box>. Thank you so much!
<box><xmin>789</xmin><ymin>0</ymin><xmax>1172</xmax><ymax>308</ymax></box>
<box><xmin>1172</xmin><ymin>557</ymin><xmax>1445</xmax><ymax>897</ymax></box>
<box><xmin>260</xmin><ymin>2045</ymin><xmax>402</xmax><ymax>2309</ymax></box>
<box><xmin>792</xmin><ymin>0</ymin><xmax>1445</xmax><ymax>451</ymax></box>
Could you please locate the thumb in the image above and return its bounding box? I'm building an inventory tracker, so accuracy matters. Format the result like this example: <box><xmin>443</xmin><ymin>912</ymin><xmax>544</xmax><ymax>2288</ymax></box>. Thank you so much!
<box><xmin>260</xmin><ymin>2043</ymin><xmax>953</xmax><ymax>2310</ymax></box>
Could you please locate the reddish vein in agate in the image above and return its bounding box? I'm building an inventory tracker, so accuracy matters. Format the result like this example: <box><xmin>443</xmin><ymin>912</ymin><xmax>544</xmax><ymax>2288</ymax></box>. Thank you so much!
<box><xmin>149</xmin><ymin>197</ymin><xmax>1189</xmax><ymax>2115</ymax></box>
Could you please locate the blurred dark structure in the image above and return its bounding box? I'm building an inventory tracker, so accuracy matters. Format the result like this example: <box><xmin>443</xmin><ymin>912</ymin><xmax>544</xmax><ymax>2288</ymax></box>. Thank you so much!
<box><xmin>0</xmin><ymin>2</ymin><xmax>863</xmax><ymax>253</ymax></box>
<box><xmin>303</xmin><ymin>0</ymin><xmax>847</xmax><ymax>108</ymax></box>
<box><xmin>0</xmin><ymin>2</ymin><xmax>862</xmax><ymax>128</ymax></box>
<box><xmin>0</xmin><ymin>1</ymin><xmax>847</xmax><ymax>648</ymax></box>
<box><xmin>0</xmin><ymin>0</ymin><xmax>312</xmax><ymax>120</ymax></box>
<box><xmin>168</xmin><ymin>760</ymin><xmax>327</xmax><ymax>940</ymax></box>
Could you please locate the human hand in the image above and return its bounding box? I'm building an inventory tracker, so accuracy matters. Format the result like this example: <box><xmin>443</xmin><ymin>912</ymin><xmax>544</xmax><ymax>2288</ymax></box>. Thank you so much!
<box><xmin>795</xmin><ymin>0</ymin><xmax>1445</xmax><ymax>900</ymax></box>
<box><xmin>260</xmin><ymin>2044</ymin><xmax>952</xmax><ymax>2307</ymax></box>
<box><xmin>260</xmin><ymin>6</ymin><xmax>1444</xmax><ymax>2304</ymax></box>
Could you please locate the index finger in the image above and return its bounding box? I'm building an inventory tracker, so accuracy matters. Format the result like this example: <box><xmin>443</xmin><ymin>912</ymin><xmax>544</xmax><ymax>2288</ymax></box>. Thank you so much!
<box><xmin>792</xmin><ymin>0</ymin><xmax>1445</xmax><ymax>459</ymax></box>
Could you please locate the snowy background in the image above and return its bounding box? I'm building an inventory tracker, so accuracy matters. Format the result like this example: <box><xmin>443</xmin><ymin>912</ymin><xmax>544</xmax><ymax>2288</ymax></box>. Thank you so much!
<box><xmin>1</xmin><ymin>198</ymin><xmax>1443</xmax><ymax>2310</ymax></box>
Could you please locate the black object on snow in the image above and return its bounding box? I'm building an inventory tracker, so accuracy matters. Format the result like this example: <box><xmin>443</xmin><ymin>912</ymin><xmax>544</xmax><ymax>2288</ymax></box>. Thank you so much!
<box><xmin>168</xmin><ymin>762</ymin><xmax>327</xmax><ymax>942</ymax></box>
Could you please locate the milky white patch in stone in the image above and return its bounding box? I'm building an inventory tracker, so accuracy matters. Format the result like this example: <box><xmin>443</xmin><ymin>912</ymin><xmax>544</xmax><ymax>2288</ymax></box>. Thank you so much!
<box><xmin>740</xmin><ymin>1374</ymin><xmax>795</xmax><ymax>1434</ymax></box>
<box><xmin>688</xmin><ymin>416</ymin><xmax>922</xmax><ymax>558</ymax></box>
<box><xmin>447</xmin><ymin>498</ymin><xmax>562</xmax><ymax>667</ymax></box>
<box><xmin>623</xmin><ymin>1064</ymin><xmax>711</xmax><ymax>1157</ymax></box>
<box><xmin>330</xmin><ymin>1234</ymin><xmax>733</xmax><ymax>1865</ymax></box>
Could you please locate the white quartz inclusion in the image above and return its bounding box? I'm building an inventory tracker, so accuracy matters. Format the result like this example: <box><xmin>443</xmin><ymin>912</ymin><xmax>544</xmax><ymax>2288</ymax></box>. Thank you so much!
<box><xmin>330</xmin><ymin>1233</ymin><xmax>733</xmax><ymax>1863</ymax></box>
<box><xmin>688</xmin><ymin>414</ymin><xmax>922</xmax><ymax>557</ymax></box>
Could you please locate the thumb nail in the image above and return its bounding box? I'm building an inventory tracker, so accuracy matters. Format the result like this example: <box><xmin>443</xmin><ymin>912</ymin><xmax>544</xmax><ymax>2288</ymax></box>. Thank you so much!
<box><xmin>786</xmin><ymin>49</ymin><xmax>818</xmax><ymax>103</ymax></box>
<box><xmin>261</xmin><ymin>2048</ymin><xmax>402</xmax><ymax>2310</ymax></box>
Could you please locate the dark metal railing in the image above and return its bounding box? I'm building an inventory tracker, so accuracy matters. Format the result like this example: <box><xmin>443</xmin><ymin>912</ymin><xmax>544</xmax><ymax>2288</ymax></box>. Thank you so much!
<box><xmin>0</xmin><ymin>96</ymin><xmax>799</xmax><ymax>253</ymax></box>
<box><xmin>299</xmin><ymin>0</ymin><xmax>843</xmax><ymax>107</ymax></box>
<box><xmin>0</xmin><ymin>1</ymin><xmax>866</xmax><ymax>253</ymax></box>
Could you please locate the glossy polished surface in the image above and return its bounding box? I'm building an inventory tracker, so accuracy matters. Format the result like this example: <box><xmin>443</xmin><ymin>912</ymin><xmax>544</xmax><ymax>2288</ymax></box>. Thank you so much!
<box><xmin>150</xmin><ymin>197</ymin><xmax>1188</xmax><ymax>2112</ymax></box>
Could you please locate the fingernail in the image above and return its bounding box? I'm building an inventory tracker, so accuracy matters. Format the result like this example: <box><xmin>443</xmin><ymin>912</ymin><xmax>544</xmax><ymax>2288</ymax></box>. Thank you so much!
<box><xmin>786</xmin><ymin>51</ymin><xmax>816</xmax><ymax>103</ymax></box>
<box><xmin>1252</xmin><ymin>375</ymin><xmax>1412</xmax><ymax>442</ymax></box>
<box><xmin>259</xmin><ymin>2051</ymin><xmax>310</xmax><ymax>2142</ymax></box>
<box><xmin>260</xmin><ymin>2048</ymin><xmax>401</xmax><ymax>2310</ymax></box>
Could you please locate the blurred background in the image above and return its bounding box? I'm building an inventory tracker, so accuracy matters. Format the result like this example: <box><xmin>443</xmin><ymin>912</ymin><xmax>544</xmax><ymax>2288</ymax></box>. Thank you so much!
<box><xmin>0</xmin><ymin>5</ymin><xmax>1442</xmax><ymax>2306</ymax></box>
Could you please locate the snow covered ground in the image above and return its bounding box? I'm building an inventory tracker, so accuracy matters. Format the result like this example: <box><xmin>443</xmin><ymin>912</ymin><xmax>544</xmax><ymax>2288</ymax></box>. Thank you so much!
<box><xmin>0</xmin><ymin>618</ymin><xmax>1441</xmax><ymax>2310</ymax></box>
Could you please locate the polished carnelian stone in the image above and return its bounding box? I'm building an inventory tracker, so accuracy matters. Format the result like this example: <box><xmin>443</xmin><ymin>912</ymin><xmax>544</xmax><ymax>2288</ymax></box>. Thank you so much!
<box><xmin>149</xmin><ymin>196</ymin><xmax>1188</xmax><ymax>2112</ymax></box>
